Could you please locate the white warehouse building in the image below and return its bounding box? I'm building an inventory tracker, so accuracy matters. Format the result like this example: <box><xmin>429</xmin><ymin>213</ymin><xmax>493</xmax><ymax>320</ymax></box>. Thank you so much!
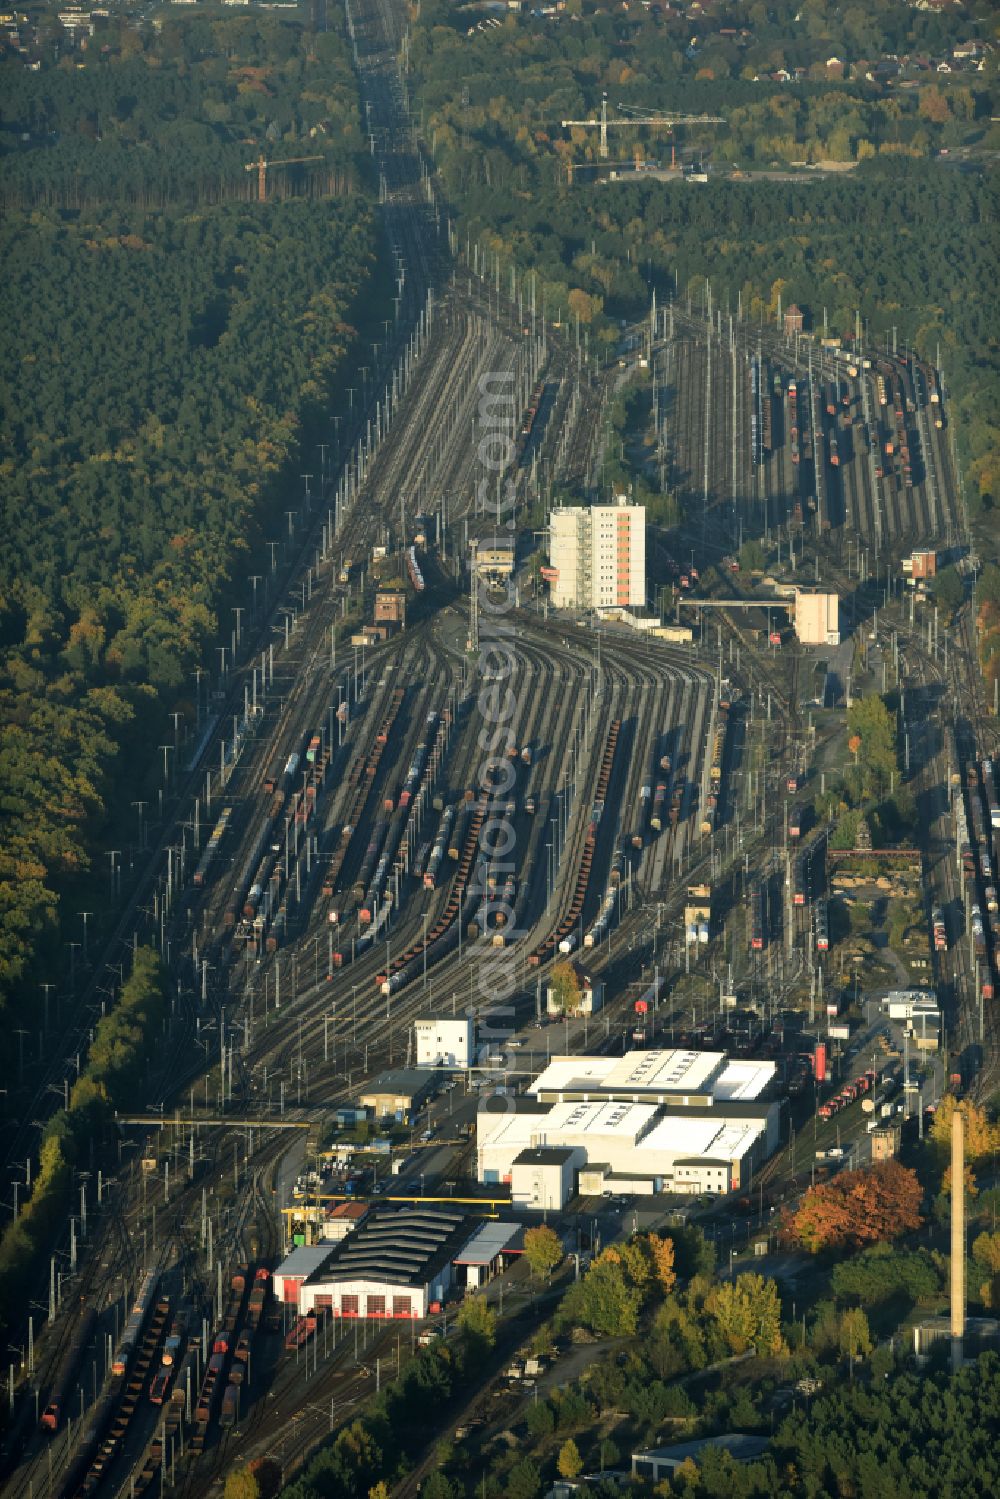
<box><xmin>477</xmin><ymin>1049</ymin><xmax>779</xmax><ymax>1204</ymax></box>
<box><xmin>548</xmin><ymin>496</ymin><xmax>645</xmax><ymax>611</ymax></box>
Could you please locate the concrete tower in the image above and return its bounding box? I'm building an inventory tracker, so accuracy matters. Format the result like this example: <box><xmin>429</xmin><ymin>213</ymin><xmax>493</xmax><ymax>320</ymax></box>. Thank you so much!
<box><xmin>951</xmin><ymin>1106</ymin><xmax>965</xmax><ymax>1372</ymax></box>
<box><xmin>468</xmin><ymin>540</ymin><xmax>479</xmax><ymax>654</ymax></box>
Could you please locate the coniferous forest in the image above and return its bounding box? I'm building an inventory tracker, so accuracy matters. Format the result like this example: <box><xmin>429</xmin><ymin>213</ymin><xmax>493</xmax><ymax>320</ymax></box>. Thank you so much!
<box><xmin>410</xmin><ymin>0</ymin><xmax>999</xmax><ymax>518</ymax></box>
<box><xmin>0</xmin><ymin>12</ymin><xmax>376</xmax><ymax>1063</ymax></box>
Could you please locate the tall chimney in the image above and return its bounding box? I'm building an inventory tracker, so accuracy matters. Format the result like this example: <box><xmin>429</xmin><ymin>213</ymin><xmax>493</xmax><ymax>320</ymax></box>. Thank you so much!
<box><xmin>951</xmin><ymin>1106</ymin><xmax>965</xmax><ymax>1372</ymax></box>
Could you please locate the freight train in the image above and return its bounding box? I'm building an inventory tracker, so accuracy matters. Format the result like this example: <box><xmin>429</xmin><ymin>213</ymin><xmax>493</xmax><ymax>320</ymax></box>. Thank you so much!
<box><xmin>750</xmin><ymin>881</ymin><xmax>766</xmax><ymax>952</ymax></box>
<box><xmin>954</xmin><ymin>758</ymin><xmax>999</xmax><ymax>1014</ymax></box>
<box><xmin>112</xmin><ymin>1272</ymin><xmax>160</xmax><ymax>1377</ymax></box>
<box><xmin>193</xmin><ymin>807</ymin><xmax>232</xmax><ymax>888</ymax></box>
<box><xmin>406</xmin><ymin>545</ymin><xmax>425</xmax><ymax>592</ymax></box>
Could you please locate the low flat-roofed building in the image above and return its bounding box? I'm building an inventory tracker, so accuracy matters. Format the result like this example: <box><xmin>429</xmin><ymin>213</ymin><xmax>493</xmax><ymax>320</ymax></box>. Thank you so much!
<box><xmin>453</xmin><ymin>1221</ymin><xmax>523</xmax><ymax>1288</ymax></box>
<box><xmin>632</xmin><ymin>1435</ymin><xmax>770</xmax><ymax>1481</ymax></box>
<box><xmin>320</xmin><ymin>1201</ymin><xmax>371</xmax><ymax>1242</ymax></box>
<box><xmin>298</xmin><ymin>1207</ymin><xmax>475</xmax><ymax>1319</ymax></box>
<box><xmin>883</xmin><ymin>989</ymin><xmax>936</xmax><ymax>1020</ymax></box>
<box><xmin>794</xmin><ymin>589</ymin><xmax>840</xmax><ymax>646</ymax></box>
<box><xmin>359</xmin><ymin>1068</ymin><xmax>437</xmax><ymax>1120</ymax></box>
<box><xmin>913</xmin><ymin>1316</ymin><xmax>1000</xmax><ymax>1359</ymax></box>
<box><xmin>637</xmin><ymin>1115</ymin><xmax>767</xmax><ymax>1194</ymax></box>
<box><xmin>475</xmin><ymin>541</ymin><xmax>515</xmax><ymax>579</ymax></box>
<box><xmin>579</xmin><ymin>1165</ymin><xmax>663</xmax><ymax>1196</ymax></box>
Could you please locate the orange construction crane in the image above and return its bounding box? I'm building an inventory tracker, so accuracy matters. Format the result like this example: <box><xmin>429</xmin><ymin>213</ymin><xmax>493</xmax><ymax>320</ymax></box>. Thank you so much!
<box><xmin>247</xmin><ymin>153</ymin><xmax>324</xmax><ymax>202</ymax></box>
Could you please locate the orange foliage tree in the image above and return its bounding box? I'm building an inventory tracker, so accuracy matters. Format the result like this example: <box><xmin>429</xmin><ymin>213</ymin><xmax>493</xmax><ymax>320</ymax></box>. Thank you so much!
<box><xmin>782</xmin><ymin>1161</ymin><xmax>923</xmax><ymax>1254</ymax></box>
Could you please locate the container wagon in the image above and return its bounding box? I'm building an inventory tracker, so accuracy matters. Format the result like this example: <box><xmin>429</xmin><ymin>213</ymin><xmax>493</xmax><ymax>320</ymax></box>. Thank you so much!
<box><xmin>193</xmin><ymin>807</ymin><xmax>232</xmax><ymax>888</ymax></box>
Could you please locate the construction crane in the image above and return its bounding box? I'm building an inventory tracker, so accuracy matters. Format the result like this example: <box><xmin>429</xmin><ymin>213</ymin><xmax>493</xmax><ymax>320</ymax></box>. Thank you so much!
<box><xmin>561</xmin><ymin>93</ymin><xmax>724</xmax><ymax>160</ymax></box>
<box><xmin>246</xmin><ymin>152</ymin><xmax>324</xmax><ymax>202</ymax></box>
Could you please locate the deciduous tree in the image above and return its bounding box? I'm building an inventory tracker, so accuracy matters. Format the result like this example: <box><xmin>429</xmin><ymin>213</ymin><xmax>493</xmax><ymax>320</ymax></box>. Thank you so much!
<box><xmin>783</xmin><ymin>1161</ymin><xmax>923</xmax><ymax>1253</ymax></box>
<box><xmin>839</xmin><ymin>1306</ymin><xmax>873</xmax><ymax>1364</ymax></box>
<box><xmin>557</xmin><ymin>1440</ymin><xmax>583</xmax><ymax>1480</ymax></box>
<box><xmin>547</xmin><ymin>962</ymin><xmax>580</xmax><ymax>1014</ymax></box>
<box><xmin>456</xmin><ymin>1293</ymin><xmax>497</xmax><ymax>1349</ymax></box>
<box><xmin>707</xmin><ymin>1273</ymin><xmax>784</xmax><ymax>1356</ymax></box>
<box><xmin>524</xmin><ymin>1224</ymin><xmax>563</xmax><ymax>1281</ymax></box>
<box><xmin>646</xmin><ymin>1233</ymin><xmax>677</xmax><ymax>1296</ymax></box>
<box><xmin>224</xmin><ymin>1471</ymin><xmax>260</xmax><ymax>1499</ymax></box>
<box><xmin>929</xmin><ymin>1097</ymin><xmax>998</xmax><ymax>1164</ymax></box>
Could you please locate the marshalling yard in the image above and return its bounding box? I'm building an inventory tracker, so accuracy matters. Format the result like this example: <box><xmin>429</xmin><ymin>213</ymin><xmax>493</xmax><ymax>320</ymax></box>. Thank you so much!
<box><xmin>1</xmin><ymin>0</ymin><xmax>998</xmax><ymax>1493</ymax></box>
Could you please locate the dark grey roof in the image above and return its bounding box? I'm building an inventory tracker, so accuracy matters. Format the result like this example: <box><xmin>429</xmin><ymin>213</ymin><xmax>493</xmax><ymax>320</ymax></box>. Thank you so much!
<box><xmin>361</xmin><ymin>1069</ymin><xmax>436</xmax><ymax>1096</ymax></box>
<box><xmin>305</xmin><ymin>1208</ymin><xmax>472</xmax><ymax>1290</ymax></box>
<box><xmin>656</xmin><ymin>1101</ymin><xmax>776</xmax><ymax>1121</ymax></box>
<box><xmin>479</xmin><ymin>1095</ymin><xmax>549</xmax><ymax>1116</ymax></box>
<box><xmin>513</xmin><ymin>1147</ymin><xmax>577</xmax><ymax>1166</ymax></box>
<box><xmin>634</xmin><ymin>1434</ymin><xmax>770</xmax><ymax>1466</ymax></box>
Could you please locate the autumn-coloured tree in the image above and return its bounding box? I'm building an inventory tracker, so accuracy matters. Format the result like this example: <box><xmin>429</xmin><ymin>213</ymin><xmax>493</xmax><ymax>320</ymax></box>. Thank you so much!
<box><xmin>708</xmin><ymin>1273</ymin><xmax>785</xmax><ymax>1357</ymax></box>
<box><xmin>972</xmin><ymin>1231</ymin><xmax>1000</xmax><ymax>1309</ymax></box>
<box><xmin>646</xmin><ymin>1234</ymin><xmax>677</xmax><ymax>1296</ymax></box>
<box><xmin>783</xmin><ymin>1161</ymin><xmax>923</xmax><ymax>1254</ymax></box>
<box><xmin>223</xmin><ymin>1471</ymin><xmax>260</xmax><ymax>1499</ymax></box>
<box><xmin>918</xmin><ymin>85</ymin><xmax>950</xmax><ymax>124</ymax></box>
<box><xmin>547</xmin><ymin>961</ymin><xmax>581</xmax><ymax>1014</ymax></box>
<box><xmin>929</xmin><ymin>1098</ymin><xmax>999</xmax><ymax>1165</ymax></box>
<box><xmin>557</xmin><ymin>1439</ymin><xmax>584</xmax><ymax>1480</ymax></box>
<box><xmin>523</xmin><ymin>1225</ymin><xmax>563</xmax><ymax>1281</ymax></box>
<box><xmin>942</xmin><ymin>1163</ymin><xmax>978</xmax><ymax>1200</ymax></box>
<box><xmin>602</xmin><ymin>1241</ymin><xmax>653</xmax><ymax>1294</ymax></box>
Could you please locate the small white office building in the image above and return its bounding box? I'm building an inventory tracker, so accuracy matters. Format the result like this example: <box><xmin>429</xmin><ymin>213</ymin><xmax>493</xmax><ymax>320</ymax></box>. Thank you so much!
<box><xmin>414</xmin><ymin>1015</ymin><xmax>475</xmax><ymax>1069</ymax></box>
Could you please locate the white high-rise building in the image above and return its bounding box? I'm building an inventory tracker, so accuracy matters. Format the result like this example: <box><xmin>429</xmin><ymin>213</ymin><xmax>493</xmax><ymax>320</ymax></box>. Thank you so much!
<box><xmin>548</xmin><ymin>496</ymin><xmax>645</xmax><ymax>610</ymax></box>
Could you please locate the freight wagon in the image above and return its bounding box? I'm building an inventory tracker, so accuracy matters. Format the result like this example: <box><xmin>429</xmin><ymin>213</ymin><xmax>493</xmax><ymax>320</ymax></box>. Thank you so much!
<box><xmin>40</xmin><ymin>1308</ymin><xmax>98</xmax><ymax>1431</ymax></box>
<box><xmin>219</xmin><ymin>1384</ymin><xmax>240</xmax><ymax>1429</ymax></box>
<box><xmin>264</xmin><ymin>751</ymin><xmax>300</xmax><ymax>796</ymax></box>
<box><xmin>193</xmin><ymin>807</ymin><xmax>232</xmax><ymax>888</ymax></box>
